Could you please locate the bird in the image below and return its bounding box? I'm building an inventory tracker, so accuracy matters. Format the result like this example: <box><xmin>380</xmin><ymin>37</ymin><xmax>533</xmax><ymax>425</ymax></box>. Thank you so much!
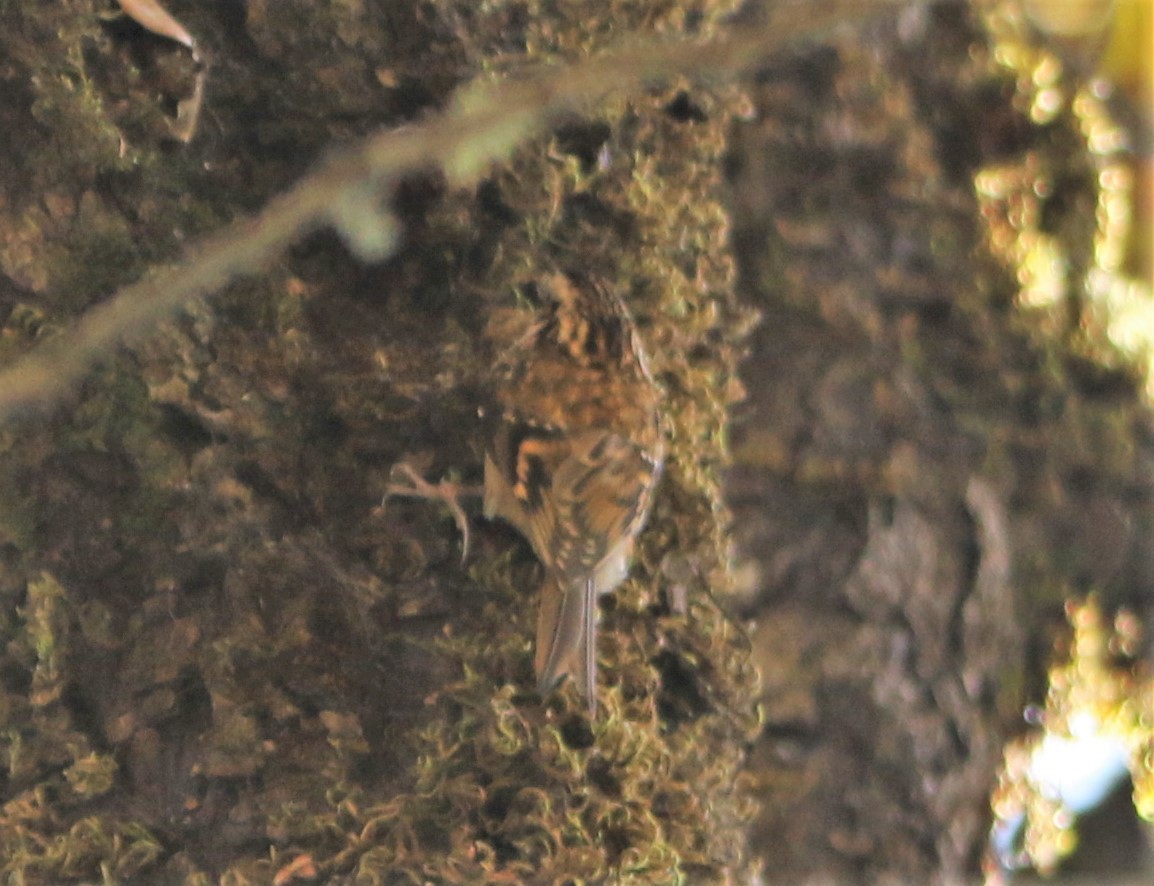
<box><xmin>386</xmin><ymin>272</ymin><xmax>665</xmax><ymax>714</ymax></box>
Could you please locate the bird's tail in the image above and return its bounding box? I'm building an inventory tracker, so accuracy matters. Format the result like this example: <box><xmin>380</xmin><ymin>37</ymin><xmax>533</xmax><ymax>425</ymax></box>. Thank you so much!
<box><xmin>536</xmin><ymin>576</ymin><xmax>597</xmax><ymax>714</ymax></box>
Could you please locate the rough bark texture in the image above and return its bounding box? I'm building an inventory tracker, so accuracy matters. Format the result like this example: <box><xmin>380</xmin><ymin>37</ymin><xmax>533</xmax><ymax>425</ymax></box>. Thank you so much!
<box><xmin>1</xmin><ymin>1</ymin><xmax>759</xmax><ymax>882</ymax></box>
<box><xmin>726</xmin><ymin>3</ymin><xmax>1153</xmax><ymax>882</ymax></box>
<box><xmin>0</xmin><ymin>0</ymin><xmax>1149</xmax><ymax>884</ymax></box>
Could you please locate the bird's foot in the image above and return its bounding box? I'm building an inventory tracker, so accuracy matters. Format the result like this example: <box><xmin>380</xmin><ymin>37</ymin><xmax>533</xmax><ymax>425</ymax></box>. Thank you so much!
<box><xmin>383</xmin><ymin>463</ymin><xmax>481</xmax><ymax>563</ymax></box>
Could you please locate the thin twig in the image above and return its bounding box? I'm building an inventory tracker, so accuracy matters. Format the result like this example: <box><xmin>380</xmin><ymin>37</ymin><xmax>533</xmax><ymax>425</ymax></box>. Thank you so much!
<box><xmin>0</xmin><ymin>0</ymin><xmax>899</xmax><ymax>424</ymax></box>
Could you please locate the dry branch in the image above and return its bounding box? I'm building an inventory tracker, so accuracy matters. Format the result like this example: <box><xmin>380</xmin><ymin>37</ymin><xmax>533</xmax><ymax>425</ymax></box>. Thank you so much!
<box><xmin>0</xmin><ymin>0</ymin><xmax>895</xmax><ymax>424</ymax></box>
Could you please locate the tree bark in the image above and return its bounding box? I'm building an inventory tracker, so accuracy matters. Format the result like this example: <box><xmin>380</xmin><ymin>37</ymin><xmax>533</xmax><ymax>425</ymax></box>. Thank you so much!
<box><xmin>726</xmin><ymin>3</ymin><xmax>1153</xmax><ymax>882</ymax></box>
<box><xmin>0</xmin><ymin>1</ymin><xmax>1148</xmax><ymax>883</ymax></box>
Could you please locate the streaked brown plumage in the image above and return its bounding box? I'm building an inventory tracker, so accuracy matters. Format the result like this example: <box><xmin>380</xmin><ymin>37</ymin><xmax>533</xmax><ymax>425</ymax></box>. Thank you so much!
<box><xmin>387</xmin><ymin>272</ymin><xmax>664</xmax><ymax>713</ymax></box>
<box><xmin>484</xmin><ymin>273</ymin><xmax>664</xmax><ymax>712</ymax></box>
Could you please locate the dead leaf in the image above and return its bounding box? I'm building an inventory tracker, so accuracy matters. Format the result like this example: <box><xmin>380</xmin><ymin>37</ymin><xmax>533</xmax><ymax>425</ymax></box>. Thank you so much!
<box><xmin>116</xmin><ymin>0</ymin><xmax>196</xmax><ymax>53</ymax></box>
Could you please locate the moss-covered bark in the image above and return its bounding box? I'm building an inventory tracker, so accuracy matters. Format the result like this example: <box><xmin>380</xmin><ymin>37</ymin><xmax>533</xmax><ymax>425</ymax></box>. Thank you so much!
<box><xmin>1</xmin><ymin>0</ymin><xmax>760</xmax><ymax>882</ymax></box>
<box><xmin>0</xmin><ymin>0</ymin><xmax>1149</xmax><ymax>883</ymax></box>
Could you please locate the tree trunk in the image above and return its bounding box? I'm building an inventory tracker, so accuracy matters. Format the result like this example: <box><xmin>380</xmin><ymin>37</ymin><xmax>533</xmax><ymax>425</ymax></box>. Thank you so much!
<box><xmin>0</xmin><ymin>1</ymin><xmax>1148</xmax><ymax>883</ymax></box>
<box><xmin>727</xmin><ymin>3</ymin><xmax>1153</xmax><ymax>881</ymax></box>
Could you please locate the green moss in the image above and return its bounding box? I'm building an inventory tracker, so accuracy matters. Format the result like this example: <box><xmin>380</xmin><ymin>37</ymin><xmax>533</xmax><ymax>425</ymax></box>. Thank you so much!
<box><xmin>63</xmin><ymin>752</ymin><xmax>118</xmax><ymax>799</ymax></box>
<box><xmin>0</xmin><ymin>0</ymin><xmax>766</xmax><ymax>882</ymax></box>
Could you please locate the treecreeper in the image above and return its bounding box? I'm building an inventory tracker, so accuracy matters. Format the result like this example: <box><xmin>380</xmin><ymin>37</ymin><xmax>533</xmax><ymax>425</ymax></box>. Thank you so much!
<box><xmin>388</xmin><ymin>272</ymin><xmax>665</xmax><ymax>713</ymax></box>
